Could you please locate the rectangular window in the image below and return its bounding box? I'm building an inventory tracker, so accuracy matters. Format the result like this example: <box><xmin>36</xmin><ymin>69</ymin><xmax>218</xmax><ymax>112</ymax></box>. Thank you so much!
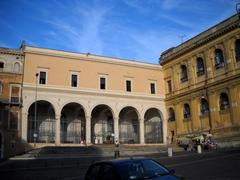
<box><xmin>126</xmin><ymin>80</ymin><xmax>131</xmax><ymax>92</ymax></box>
<box><xmin>167</xmin><ymin>80</ymin><xmax>172</xmax><ymax>93</ymax></box>
<box><xmin>9</xmin><ymin>111</ymin><xmax>18</xmax><ymax>130</ymax></box>
<box><xmin>100</xmin><ymin>77</ymin><xmax>106</xmax><ymax>90</ymax></box>
<box><xmin>150</xmin><ymin>83</ymin><xmax>156</xmax><ymax>94</ymax></box>
<box><xmin>39</xmin><ymin>71</ymin><xmax>46</xmax><ymax>84</ymax></box>
<box><xmin>10</xmin><ymin>85</ymin><xmax>20</xmax><ymax>103</ymax></box>
<box><xmin>0</xmin><ymin>62</ymin><xmax>4</xmax><ymax>69</ymax></box>
<box><xmin>71</xmin><ymin>74</ymin><xmax>78</xmax><ymax>87</ymax></box>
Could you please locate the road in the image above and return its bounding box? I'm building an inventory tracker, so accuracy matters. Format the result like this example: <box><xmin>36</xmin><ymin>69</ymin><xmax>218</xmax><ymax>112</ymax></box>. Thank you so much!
<box><xmin>0</xmin><ymin>148</ymin><xmax>239</xmax><ymax>180</ymax></box>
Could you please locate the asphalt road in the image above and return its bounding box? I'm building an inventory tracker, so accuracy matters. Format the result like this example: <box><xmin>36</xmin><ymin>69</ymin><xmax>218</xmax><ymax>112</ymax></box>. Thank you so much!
<box><xmin>0</xmin><ymin>148</ymin><xmax>240</xmax><ymax>180</ymax></box>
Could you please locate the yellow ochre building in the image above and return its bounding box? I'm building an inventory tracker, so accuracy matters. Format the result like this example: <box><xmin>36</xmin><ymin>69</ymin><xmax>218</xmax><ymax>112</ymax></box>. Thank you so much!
<box><xmin>160</xmin><ymin>14</ymin><xmax>240</xmax><ymax>145</ymax></box>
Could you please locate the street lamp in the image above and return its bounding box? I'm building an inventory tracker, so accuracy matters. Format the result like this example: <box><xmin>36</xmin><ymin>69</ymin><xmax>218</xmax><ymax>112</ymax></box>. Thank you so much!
<box><xmin>34</xmin><ymin>73</ymin><xmax>39</xmax><ymax>147</ymax></box>
<box><xmin>236</xmin><ymin>3</ymin><xmax>240</xmax><ymax>27</ymax></box>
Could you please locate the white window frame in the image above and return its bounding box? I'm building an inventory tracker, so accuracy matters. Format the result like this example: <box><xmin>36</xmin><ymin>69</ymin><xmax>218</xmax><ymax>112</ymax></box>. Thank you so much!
<box><xmin>99</xmin><ymin>74</ymin><xmax>108</xmax><ymax>90</ymax></box>
<box><xmin>9</xmin><ymin>84</ymin><xmax>21</xmax><ymax>103</ymax></box>
<box><xmin>12</xmin><ymin>61</ymin><xmax>21</xmax><ymax>73</ymax></box>
<box><xmin>149</xmin><ymin>81</ymin><xmax>157</xmax><ymax>94</ymax></box>
<box><xmin>70</xmin><ymin>71</ymin><xmax>79</xmax><ymax>88</ymax></box>
<box><xmin>38</xmin><ymin>68</ymin><xmax>48</xmax><ymax>85</ymax></box>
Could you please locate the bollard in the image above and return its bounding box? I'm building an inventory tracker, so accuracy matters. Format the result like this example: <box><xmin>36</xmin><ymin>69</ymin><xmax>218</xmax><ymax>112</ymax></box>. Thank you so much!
<box><xmin>197</xmin><ymin>145</ymin><xmax>202</xmax><ymax>154</ymax></box>
<box><xmin>168</xmin><ymin>147</ymin><xmax>173</xmax><ymax>157</ymax></box>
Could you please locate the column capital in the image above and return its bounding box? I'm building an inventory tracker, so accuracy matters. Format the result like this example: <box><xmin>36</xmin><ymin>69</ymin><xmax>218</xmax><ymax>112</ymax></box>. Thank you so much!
<box><xmin>139</xmin><ymin>118</ymin><xmax>144</xmax><ymax>122</ymax></box>
<box><xmin>55</xmin><ymin>114</ymin><xmax>61</xmax><ymax>119</ymax></box>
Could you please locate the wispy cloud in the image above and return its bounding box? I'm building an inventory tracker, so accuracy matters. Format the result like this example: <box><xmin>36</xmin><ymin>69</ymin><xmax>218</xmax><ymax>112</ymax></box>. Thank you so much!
<box><xmin>38</xmin><ymin>1</ymin><xmax>110</xmax><ymax>55</ymax></box>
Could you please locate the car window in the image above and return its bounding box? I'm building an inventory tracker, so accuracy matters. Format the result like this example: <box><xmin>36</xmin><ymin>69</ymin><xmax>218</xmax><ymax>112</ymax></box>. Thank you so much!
<box><xmin>86</xmin><ymin>164</ymin><xmax>101</xmax><ymax>179</ymax></box>
<box><xmin>116</xmin><ymin>159</ymin><xmax>170</xmax><ymax>180</ymax></box>
<box><xmin>142</xmin><ymin>159</ymin><xmax>169</xmax><ymax>174</ymax></box>
<box><xmin>99</xmin><ymin>164</ymin><xmax>119</xmax><ymax>180</ymax></box>
<box><xmin>117</xmin><ymin>161</ymin><xmax>143</xmax><ymax>180</ymax></box>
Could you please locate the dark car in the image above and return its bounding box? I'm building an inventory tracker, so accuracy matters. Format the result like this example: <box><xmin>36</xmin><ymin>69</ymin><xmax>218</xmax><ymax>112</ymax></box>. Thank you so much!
<box><xmin>84</xmin><ymin>157</ymin><xmax>184</xmax><ymax>180</ymax></box>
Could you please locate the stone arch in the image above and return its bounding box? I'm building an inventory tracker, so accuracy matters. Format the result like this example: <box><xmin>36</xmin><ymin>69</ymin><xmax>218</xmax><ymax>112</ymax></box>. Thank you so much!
<box><xmin>27</xmin><ymin>100</ymin><xmax>56</xmax><ymax>143</ymax></box>
<box><xmin>91</xmin><ymin>104</ymin><xmax>114</xmax><ymax>144</ymax></box>
<box><xmin>60</xmin><ymin>102</ymin><xmax>86</xmax><ymax>144</ymax></box>
<box><xmin>119</xmin><ymin>106</ymin><xmax>140</xmax><ymax>144</ymax></box>
<box><xmin>24</xmin><ymin>98</ymin><xmax>58</xmax><ymax>116</ymax></box>
<box><xmin>144</xmin><ymin>108</ymin><xmax>163</xmax><ymax>144</ymax></box>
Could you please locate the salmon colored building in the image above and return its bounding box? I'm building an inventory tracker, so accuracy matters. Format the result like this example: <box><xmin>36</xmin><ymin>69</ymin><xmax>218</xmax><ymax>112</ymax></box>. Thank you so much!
<box><xmin>21</xmin><ymin>45</ymin><xmax>166</xmax><ymax>150</ymax></box>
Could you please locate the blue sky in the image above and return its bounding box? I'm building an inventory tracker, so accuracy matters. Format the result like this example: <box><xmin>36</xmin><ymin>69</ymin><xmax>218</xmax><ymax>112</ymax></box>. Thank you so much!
<box><xmin>0</xmin><ymin>0</ymin><xmax>238</xmax><ymax>64</ymax></box>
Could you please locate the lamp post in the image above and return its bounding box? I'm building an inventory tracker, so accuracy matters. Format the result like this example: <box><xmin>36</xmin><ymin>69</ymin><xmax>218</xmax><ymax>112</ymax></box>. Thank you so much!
<box><xmin>236</xmin><ymin>3</ymin><xmax>240</xmax><ymax>27</ymax></box>
<box><xmin>34</xmin><ymin>73</ymin><xmax>39</xmax><ymax>147</ymax></box>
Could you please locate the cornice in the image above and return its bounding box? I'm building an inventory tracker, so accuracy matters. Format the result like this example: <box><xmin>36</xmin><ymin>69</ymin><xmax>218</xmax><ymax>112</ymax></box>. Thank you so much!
<box><xmin>0</xmin><ymin>47</ymin><xmax>23</xmax><ymax>56</ymax></box>
<box><xmin>24</xmin><ymin>46</ymin><xmax>162</xmax><ymax>71</ymax></box>
<box><xmin>23</xmin><ymin>83</ymin><xmax>165</xmax><ymax>102</ymax></box>
<box><xmin>160</xmin><ymin>14</ymin><xmax>239</xmax><ymax>65</ymax></box>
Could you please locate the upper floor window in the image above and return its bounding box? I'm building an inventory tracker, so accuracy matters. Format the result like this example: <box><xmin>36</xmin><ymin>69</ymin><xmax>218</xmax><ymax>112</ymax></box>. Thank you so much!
<box><xmin>100</xmin><ymin>77</ymin><xmax>106</xmax><ymax>90</ymax></box>
<box><xmin>0</xmin><ymin>62</ymin><xmax>4</xmax><ymax>70</ymax></box>
<box><xmin>126</xmin><ymin>80</ymin><xmax>132</xmax><ymax>92</ymax></box>
<box><xmin>10</xmin><ymin>85</ymin><xmax>20</xmax><ymax>103</ymax></box>
<box><xmin>180</xmin><ymin>65</ymin><xmax>188</xmax><ymax>82</ymax></box>
<box><xmin>71</xmin><ymin>74</ymin><xmax>78</xmax><ymax>87</ymax></box>
<box><xmin>183</xmin><ymin>103</ymin><xmax>191</xmax><ymax>119</ymax></box>
<box><xmin>200</xmin><ymin>98</ymin><xmax>209</xmax><ymax>115</ymax></box>
<box><xmin>150</xmin><ymin>83</ymin><xmax>156</xmax><ymax>94</ymax></box>
<box><xmin>220</xmin><ymin>92</ymin><xmax>230</xmax><ymax>110</ymax></box>
<box><xmin>235</xmin><ymin>39</ymin><xmax>240</xmax><ymax>62</ymax></box>
<box><xmin>13</xmin><ymin>62</ymin><xmax>20</xmax><ymax>73</ymax></box>
<box><xmin>167</xmin><ymin>80</ymin><xmax>172</xmax><ymax>93</ymax></box>
<box><xmin>39</xmin><ymin>71</ymin><xmax>46</xmax><ymax>84</ymax></box>
<box><xmin>196</xmin><ymin>57</ymin><xmax>205</xmax><ymax>76</ymax></box>
<box><xmin>168</xmin><ymin>108</ymin><xmax>175</xmax><ymax>121</ymax></box>
<box><xmin>215</xmin><ymin>49</ymin><xmax>225</xmax><ymax>69</ymax></box>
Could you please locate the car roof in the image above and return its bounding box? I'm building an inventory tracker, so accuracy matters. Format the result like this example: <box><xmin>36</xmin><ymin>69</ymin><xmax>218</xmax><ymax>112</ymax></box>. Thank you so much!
<box><xmin>91</xmin><ymin>157</ymin><xmax>152</xmax><ymax>165</ymax></box>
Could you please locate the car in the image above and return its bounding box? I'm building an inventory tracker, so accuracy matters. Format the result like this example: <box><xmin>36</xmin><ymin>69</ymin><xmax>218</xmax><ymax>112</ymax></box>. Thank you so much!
<box><xmin>84</xmin><ymin>157</ymin><xmax>185</xmax><ymax>180</ymax></box>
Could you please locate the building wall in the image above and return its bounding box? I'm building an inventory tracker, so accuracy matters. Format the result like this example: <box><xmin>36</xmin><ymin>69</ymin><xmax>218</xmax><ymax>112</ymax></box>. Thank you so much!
<box><xmin>162</xmin><ymin>21</ymin><xmax>240</xmax><ymax>142</ymax></box>
<box><xmin>21</xmin><ymin>46</ymin><xmax>166</xmax><ymax>148</ymax></box>
<box><xmin>0</xmin><ymin>50</ymin><xmax>24</xmax><ymax>159</ymax></box>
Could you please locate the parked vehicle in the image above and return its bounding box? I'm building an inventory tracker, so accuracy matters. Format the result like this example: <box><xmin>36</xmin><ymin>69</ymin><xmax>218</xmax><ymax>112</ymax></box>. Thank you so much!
<box><xmin>84</xmin><ymin>157</ymin><xmax>185</xmax><ymax>180</ymax></box>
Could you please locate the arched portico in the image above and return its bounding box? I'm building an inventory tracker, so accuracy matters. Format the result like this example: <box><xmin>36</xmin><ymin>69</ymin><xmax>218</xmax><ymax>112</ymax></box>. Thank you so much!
<box><xmin>27</xmin><ymin>100</ymin><xmax>56</xmax><ymax>143</ymax></box>
<box><xmin>144</xmin><ymin>108</ymin><xmax>163</xmax><ymax>143</ymax></box>
<box><xmin>119</xmin><ymin>106</ymin><xmax>140</xmax><ymax>144</ymax></box>
<box><xmin>60</xmin><ymin>103</ymin><xmax>85</xmax><ymax>144</ymax></box>
<box><xmin>91</xmin><ymin>105</ymin><xmax>114</xmax><ymax>144</ymax></box>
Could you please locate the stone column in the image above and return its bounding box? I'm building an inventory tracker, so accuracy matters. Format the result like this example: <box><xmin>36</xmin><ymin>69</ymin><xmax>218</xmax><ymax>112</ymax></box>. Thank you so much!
<box><xmin>114</xmin><ymin>117</ymin><xmax>119</xmax><ymax>142</ymax></box>
<box><xmin>21</xmin><ymin>112</ymin><xmax>28</xmax><ymax>142</ymax></box>
<box><xmin>139</xmin><ymin>118</ymin><xmax>145</xmax><ymax>144</ymax></box>
<box><xmin>86</xmin><ymin>116</ymin><xmax>91</xmax><ymax>144</ymax></box>
<box><xmin>55</xmin><ymin>115</ymin><xmax>61</xmax><ymax>145</ymax></box>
